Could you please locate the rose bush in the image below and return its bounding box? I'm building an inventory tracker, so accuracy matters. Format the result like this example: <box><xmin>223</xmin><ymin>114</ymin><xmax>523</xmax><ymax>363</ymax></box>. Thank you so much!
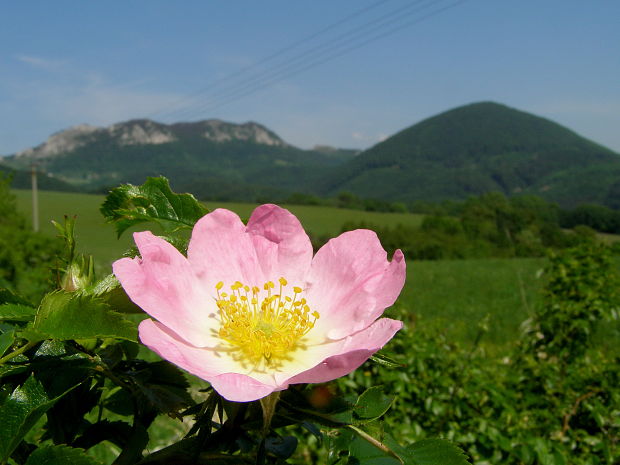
<box><xmin>113</xmin><ymin>204</ymin><xmax>406</xmax><ymax>402</ymax></box>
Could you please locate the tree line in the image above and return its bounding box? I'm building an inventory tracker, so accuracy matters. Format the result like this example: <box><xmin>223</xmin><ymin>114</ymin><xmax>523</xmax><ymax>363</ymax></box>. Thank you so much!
<box><xmin>310</xmin><ymin>192</ymin><xmax>614</xmax><ymax>260</ymax></box>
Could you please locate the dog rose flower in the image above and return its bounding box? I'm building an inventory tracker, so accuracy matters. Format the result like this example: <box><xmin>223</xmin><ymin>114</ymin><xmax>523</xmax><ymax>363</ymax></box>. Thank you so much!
<box><xmin>113</xmin><ymin>205</ymin><xmax>405</xmax><ymax>402</ymax></box>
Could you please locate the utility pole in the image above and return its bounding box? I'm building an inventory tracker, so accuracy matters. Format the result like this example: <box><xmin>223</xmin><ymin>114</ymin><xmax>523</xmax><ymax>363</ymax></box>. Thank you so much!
<box><xmin>31</xmin><ymin>162</ymin><xmax>39</xmax><ymax>232</ymax></box>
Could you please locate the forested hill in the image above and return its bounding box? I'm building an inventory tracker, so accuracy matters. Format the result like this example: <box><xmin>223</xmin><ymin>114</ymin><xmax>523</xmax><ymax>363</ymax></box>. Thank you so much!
<box><xmin>4</xmin><ymin>102</ymin><xmax>620</xmax><ymax>208</ymax></box>
<box><xmin>320</xmin><ymin>102</ymin><xmax>620</xmax><ymax>208</ymax></box>
<box><xmin>3</xmin><ymin>119</ymin><xmax>357</xmax><ymax>201</ymax></box>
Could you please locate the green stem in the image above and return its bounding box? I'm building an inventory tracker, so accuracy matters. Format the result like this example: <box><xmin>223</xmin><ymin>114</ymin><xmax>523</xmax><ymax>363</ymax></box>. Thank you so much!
<box><xmin>0</xmin><ymin>341</ymin><xmax>37</xmax><ymax>365</ymax></box>
<box><xmin>347</xmin><ymin>425</ymin><xmax>404</xmax><ymax>465</ymax></box>
<box><xmin>259</xmin><ymin>391</ymin><xmax>281</xmax><ymax>436</ymax></box>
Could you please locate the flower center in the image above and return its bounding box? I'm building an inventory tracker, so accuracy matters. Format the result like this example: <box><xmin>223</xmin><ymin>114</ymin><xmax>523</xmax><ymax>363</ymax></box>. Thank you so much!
<box><xmin>215</xmin><ymin>277</ymin><xmax>319</xmax><ymax>370</ymax></box>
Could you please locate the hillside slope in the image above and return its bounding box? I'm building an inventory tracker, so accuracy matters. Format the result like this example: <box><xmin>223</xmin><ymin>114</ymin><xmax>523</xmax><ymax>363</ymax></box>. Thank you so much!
<box><xmin>321</xmin><ymin>102</ymin><xmax>620</xmax><ymax>207</ymax></box>
<box><xmin>5</xmin><ymin>103</ymin><xmax>620</xmax><ymax>208</ymax></box>
<box><xmin>4</xmin><ymin>119</ymin><xmax>354</xmax><ymax>201</ymax></box>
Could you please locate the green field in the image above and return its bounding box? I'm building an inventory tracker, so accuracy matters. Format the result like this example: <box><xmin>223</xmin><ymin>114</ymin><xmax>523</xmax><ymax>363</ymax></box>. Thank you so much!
<box><xmin>13</xmin><ymin>189</ymin><xmax>423</xmax><ymax>266</ymax></box>
<box><xmin>13</xmin><ymin>189</ymin><xmax>545</xmax><ymax>353</ymax></box>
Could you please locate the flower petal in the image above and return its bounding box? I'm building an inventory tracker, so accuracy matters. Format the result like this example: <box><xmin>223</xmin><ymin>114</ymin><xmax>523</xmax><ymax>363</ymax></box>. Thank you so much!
<box><xmin>139</xmin><ymin>319</ymin><xmax>280</xmax><ymax>402</ymax></box>
<box><xmin>187</xmin><ymin>208</ymin><xmax>265</xmax><ymax>291</ymax></box>
<box><xmin>246</xmin><ymin>204</ymin><xmax>313</xmax><ymax>284</ymax></box>
<box><xmin>306</xmin><ymin>230</ymin><xmax>406</xmax><ymax>339</ymax></box>
<box><xmin>285</xmin><ymin>318</ymin><xmax>403</xmax><ymax>385</ymax></box>
<box><xmin>209</xmin><ymin>373</ymin><xmax>285</xmax><ymax>402</ymax></box>
<box><xmin>113</xmin><ymin>231</ymin><xmax>219</xmax><ymax>347</ymax></box>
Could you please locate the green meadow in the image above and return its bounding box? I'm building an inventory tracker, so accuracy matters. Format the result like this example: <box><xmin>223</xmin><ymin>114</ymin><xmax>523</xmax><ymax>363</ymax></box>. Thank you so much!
<box><xmin>12</xmin><ymin>189</ymin><xmax>423</xmax><ymax>266</ymax></box>
<box><xmin>13</xmin><ymin>189</ymin><xmax>544</xmax><ymax>353</ymax></box>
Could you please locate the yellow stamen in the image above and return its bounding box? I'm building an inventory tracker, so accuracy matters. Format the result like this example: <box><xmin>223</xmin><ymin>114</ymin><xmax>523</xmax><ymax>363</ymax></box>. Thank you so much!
<box><xmin>215</xmin><ymin>279</ymin><xmax>319</xmax><ymax>370</ymax></box>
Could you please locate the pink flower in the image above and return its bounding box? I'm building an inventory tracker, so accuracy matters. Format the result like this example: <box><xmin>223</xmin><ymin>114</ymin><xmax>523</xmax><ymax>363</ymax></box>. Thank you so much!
<box><xmin>113</xmin><ymin>205</ymin><xmax>405</xmax><ymax>402</ymax></box>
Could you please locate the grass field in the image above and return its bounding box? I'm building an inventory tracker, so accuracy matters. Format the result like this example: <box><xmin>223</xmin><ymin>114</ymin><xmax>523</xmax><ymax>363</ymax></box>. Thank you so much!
<box><xmin>13</xmin><ymin>189</ymin><xmax>546</xmax><ymax>353</ymax></box>
<box><xmin>13</xmin><ymin>189</ymin><xmax>423</xmax><ymax>266</ymax></box>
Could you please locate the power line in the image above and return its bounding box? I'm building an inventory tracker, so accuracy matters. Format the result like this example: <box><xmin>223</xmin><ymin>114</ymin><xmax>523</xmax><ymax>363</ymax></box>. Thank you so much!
<box><xmin>197</xmin><ymin>0</ymin><xmax>469</xmax><ymax>117</ymax></box>
<box><xmin>153</xmin><ymin>0</ymin><xmax>469</xmax><ymax>122</ymax></box>
<box><xmin>164</xmin><ymin>0</ymin><xmax>441</xmax><ymax>122</ymax></box>
<box><xmin>150</xmin><ymin>0</ymin><xmax>392</xmax><ymax>120</ymax></box>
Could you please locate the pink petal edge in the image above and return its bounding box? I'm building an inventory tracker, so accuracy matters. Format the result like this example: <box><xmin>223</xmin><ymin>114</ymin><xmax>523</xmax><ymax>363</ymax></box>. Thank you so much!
<box><xmin>138</xmin><ymin>319</ymin><xmax>280</xmax><ymax>402</ymax></box>
<box><xmin>113</xmin><ymin>231</ymin><xmax>218</xmax><ymax>348</ymax></box>
<box><xmin>285</xmin><ymin>318</ymin><xmax>403</xmax><ymax>385</ymax></box>
<box><xmin>307</xmin><ymin>229</ymin><xmax>406</xmax><ymax>339</ymax></box>
<box><xmin>187</xmin><ymin>208</ymin><xmax>265</xmax><ymax>290</ymax></box>
<box><xmin>246</xmin><ymin>204</ymin><xmax>313</xmax><ymax>284</ymax></box>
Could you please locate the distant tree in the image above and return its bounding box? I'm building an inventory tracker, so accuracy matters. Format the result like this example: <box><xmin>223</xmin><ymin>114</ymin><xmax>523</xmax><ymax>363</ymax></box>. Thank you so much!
<box><xmin>560</xmin><ymin>204</ymin><xmax>620</xmax><ymax>233</ymax></box>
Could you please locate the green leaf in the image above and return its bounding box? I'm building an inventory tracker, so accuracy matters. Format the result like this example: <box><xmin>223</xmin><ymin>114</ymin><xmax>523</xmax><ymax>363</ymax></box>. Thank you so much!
<box><xmin>130</xmin><ymin>361</ymin><xmax>194</xmax><ymax>416</ymax></box>
<box><xmin>0</xmin><ymin>375</ymin><xmax>81</xmax><ymax>462</ymax></box>
<box><xmin>348</xmin><ymin>433</ymin><xmax>471</xmax><ymax>465</ymax></box>
<box><xmin>33</xmin><ymin>291</ymin><xmax>137</xmax><ymax>341</ymax></box>
<box><xmin>264</xmin><ymin>436</ymin><xmax>298</xmax><ymax>460</ymax></box>
<box><xmin>100</xmin><ymin>176</ymin><xmax>208</xmax><ymax>237</ymax></box>
<box><xmin>0</xmin><ymin>288</ymin><xmax>32</xmax><ymax>306</ymax></box>
<box><xmin>370</xmin><ymin>352</ymin><xmax>404</xmax><ymax>368</ymax></box>
<box><xmin>24</xmin><ymin>445</ymin><xmax>102</xmax><ymax>465</ymax></box>
<box><xmin>349</xmin><ymin>433</ymin><xmax>401</xmax><ymax>465</ymax></box>
<box><xmin>354</xmin><ymin>387</ymin><xmax>394</xmax><ymax>422</ymax></box>
<box><xmin>0</xmin><ymin>303</ymin><xmax>37</xmax><ymax>322</ymax></box>
<box><xmin>88</xmin><ymin>274</ymin><xmax>143</xmax><ymax>314</ymax></box>
<box><xmin>403</xmin><ymin>439</ymin><xmax>471</xmax><ymax>465</ymax></box>
<box><xmin>0</xmin><ymin>329</ymin><xmax>15</xmax><ymax>357</ymax></box>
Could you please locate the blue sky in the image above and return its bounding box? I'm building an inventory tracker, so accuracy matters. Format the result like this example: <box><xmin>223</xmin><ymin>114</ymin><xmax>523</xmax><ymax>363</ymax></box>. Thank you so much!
<box><xmin>1</xmin><ymin>0</ymin><xmax>619</xmax><ymax>155</ymax></box>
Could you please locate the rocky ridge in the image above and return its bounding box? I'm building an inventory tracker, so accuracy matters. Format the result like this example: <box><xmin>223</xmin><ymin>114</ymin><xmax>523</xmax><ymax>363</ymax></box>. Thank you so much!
<box><xmin>14</xmin><ymin>118</ymin><xmax>286</xmax><ymax>160</ymax></box>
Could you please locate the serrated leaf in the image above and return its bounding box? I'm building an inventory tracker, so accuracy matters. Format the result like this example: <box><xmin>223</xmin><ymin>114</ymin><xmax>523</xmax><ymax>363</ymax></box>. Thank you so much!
<box><xmin>100</xmin><ymin>176</ymin><xmax>208</xmax><ymax>237</ymax></box>
<box><xmin>404</xmin><ymin>439</ymin><xmax>471</xmax><ymax>465</ymax></box>
<box><xmin>16</xmin><ymin>328</ymin><xmax>49</xmax><ymax>344</ymax></box>
<box><xmin>0</xmin><ymin>303</ymin><xmax>37</xmax><ymax>322</ymax></box>
<box><xmin>349</xmin><ymin>434</ymin><xmax>471</xmax><ymax>465</ymax></box>
<box><xmin>0</xmin><ymin>288</ymin><xmax>32</xmax><ymax>306</ymax></box>
<box><xmin>354</xmin><ymin>387</ymin><xmax>394</xmax><ymax>422</ymax></box>
<box><xmin>33</xmin><ymin>291</ymin><xmax>137</xmax><ymax>341</ymax></box>
<box><xmin>88</xmin><ymin>274</ymin><xmax>143</xmax><ymax>314</ymax></box>
<box><xmin>131</xmin><ymin>361</ymin><xmax>194</xmax><ymax>415</ymax></box>
<box><xmin>0</xmin><ymin>329</ymin><xmax>15</xmax><ymax>357</ymax></box>
<box><xmin>349</xmin><ymin>433</ymin><xmax>401</xmax><ymax>465</ymax></box>
<box><xmin>0</xmin><ymin>375</ymin><xmax>82</xmax><ymax>462</ymax></box>
<box><xmin>24</xmin><ymin>445</ymin><xmax>102</xmax><ymax>465</ymax></box>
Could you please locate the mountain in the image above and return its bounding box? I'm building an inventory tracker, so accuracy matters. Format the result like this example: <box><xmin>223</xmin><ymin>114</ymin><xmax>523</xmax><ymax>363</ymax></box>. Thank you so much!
<box><xmin>319</xmin><ymin>102</ymin><xmax>620</xmax><ymax>208</ymax></box>
<box><xmin>5</xmin><ymin>103</ymin><xmax>620</xmax><ymax>208</ymax></box>
<box><xmin>4</xmin><ymin>119</ymin><xmax>353</xmax><ymax>201</ymax></box>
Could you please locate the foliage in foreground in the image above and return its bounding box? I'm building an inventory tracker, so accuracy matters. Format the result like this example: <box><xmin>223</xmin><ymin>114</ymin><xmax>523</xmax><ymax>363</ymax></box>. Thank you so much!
<box><xmin>1</xmin><ymin>177</ymin><xmax>618</xmax><ymax>464</ymax></box>
<box><xmin>0</xmin><ymin>177</ymin><xmax>470</xmax><ymax>465</ymax></box>
<box><xmin>338</xmin><ymin>242</ymin><xmax>619</xmax><ymax>464</ymax></box>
